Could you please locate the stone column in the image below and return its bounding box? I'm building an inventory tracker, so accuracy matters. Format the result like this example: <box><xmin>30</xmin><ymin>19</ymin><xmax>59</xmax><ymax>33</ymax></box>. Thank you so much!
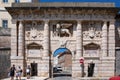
<box><xmin>76</xmin><ymin>20</ymin><xmax>82</xmax><ymax>58</ymax></box>
<box><xmin>100</xmin><ymin>21</ymin><xmax>115</xmax><ymax>77</ymax></box>
<box><xmin>11</xmin><ymin>20</ymin><xmax>17</xmax><ymax>58</ymax></box>
<box><xmin>18</xmin><ymin>21</ymin><xmax>24</xmax><ymax>57</ymax></box>
<box><xmin>39</xmin><ymin>20</ymin><xmax>50</xmax><ymax>78</ymax></box>
<box><xmin>102</xmin><ymin>21</ymin><xmax>108</xmax><ymax>57</ymax></box>
<box><xmin>108</xmin><ymin>21</ymin><xmax>115</xmax><ymax>57</ymax></box>
<box><xmin>43</xmin><ymin>20</ymin><xmax>50</xmax><ymax>57</ymax></box>
<box><xmin>72</xmin><ymin>20</ymin><xmax>82</xmax><ymax>77</ymax></box>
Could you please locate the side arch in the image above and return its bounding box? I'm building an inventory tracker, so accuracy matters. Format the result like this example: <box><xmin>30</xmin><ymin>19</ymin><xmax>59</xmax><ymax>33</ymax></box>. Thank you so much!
<box><xmin>53</xmin><ymin>47</ymin><xmax>71</xmax><ymax>57</ymax></box>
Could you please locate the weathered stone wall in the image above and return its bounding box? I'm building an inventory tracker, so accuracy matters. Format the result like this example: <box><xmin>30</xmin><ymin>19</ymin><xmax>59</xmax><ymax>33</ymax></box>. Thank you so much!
<box><xmin>115</xmin><ymin>14</ymin><xmax>120</xmax><ymax>75</ymax></box>
<box><xmin>0</xmin><ymin>49</ymin><xmax>10</xmax><ymax>79</ymax></box>
<box><xmin>0</xmin><ymin>28</ymin><xmax>11</xmax><ymax>79</ymax></box>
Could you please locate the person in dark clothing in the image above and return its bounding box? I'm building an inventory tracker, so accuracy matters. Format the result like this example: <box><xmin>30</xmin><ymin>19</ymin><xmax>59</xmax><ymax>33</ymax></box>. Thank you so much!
<box><xmin>9</xmin><ymin>64</ymin><xmax>16</xmax><ymax>80</ymax></box>
<box><xmin>31</xmin><ymin>61</ymin><xmax>37</xmax><ymax>76</ymax></box>
<box><xmin>88</xmin><ymin>60</ymin><xmax>95</xmax><ymax>77</ymax></box>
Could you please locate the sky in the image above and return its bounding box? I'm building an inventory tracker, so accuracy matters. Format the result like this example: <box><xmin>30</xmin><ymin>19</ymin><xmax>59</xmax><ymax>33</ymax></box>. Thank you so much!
<box><xmin>40</xmin><ymin>0</ymin><xmax>120</xmax><ymax>7</ymax></box>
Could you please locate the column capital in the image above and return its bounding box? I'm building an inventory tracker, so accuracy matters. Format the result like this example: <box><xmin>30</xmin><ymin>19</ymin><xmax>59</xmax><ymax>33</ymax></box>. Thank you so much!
<box><xmin>77</xmin><ymin>20</ymin><xmax>82</xmax><ymax>23</ymax></box>
<box><xmin>19</xmin><ymin>21</ymin><xmax>23</xmax><ymax>28</ymax></box>
<box><xmin>102</xmin><ymin>21</ymin><xmax>107</xmax><ymax>29</ymax></box>
<box><xmin>43</xmin><ymin>19</ymin><xmax>49</xmax><ymax>23</ymax></box>
<box><xmin>11</xmin><ymin>19</ymin><xmax>17</xmax><ymax>24</ymax></box>
<box><xmin>110</xmin><ymin>20</ymin><xmax>115</xmax><ymax>24</ymax></box>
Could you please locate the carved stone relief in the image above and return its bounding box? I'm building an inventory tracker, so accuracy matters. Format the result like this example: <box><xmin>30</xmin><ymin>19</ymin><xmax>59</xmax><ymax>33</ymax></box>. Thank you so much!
<box><xmin>82</xmin><ymin>21</ymin><xmax>102</xmax><ymax>40</ymax></box>
<box><xmin>27</xmin><ymin>43</ymin><xmax>43</xmax><ymax>57</ymax></box>
<box><xmin>25</xmin><ymin>22</ymin><xmax>44</xmax><ymax>40</ymax></box>
<box><xmin>52</xmin><ymin>23</ymin><xmax>73</xmax><ymax>37</ymax></box>
<box><xmin>83</xmin><ymin>43</ymin><xmax>100</xmax><ymax>57</ymax></box>
<box><xmin>59</xmin><ymin>39</ymin><xmax>68</xmax><ymax>48</ymax></box>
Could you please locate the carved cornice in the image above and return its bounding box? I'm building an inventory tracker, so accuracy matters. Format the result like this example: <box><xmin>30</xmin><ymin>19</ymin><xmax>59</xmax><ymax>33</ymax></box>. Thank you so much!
<box><xmin>6</xmin><ymin>7</ymin><xmax>118</xmax><ymax>21</ymax></box>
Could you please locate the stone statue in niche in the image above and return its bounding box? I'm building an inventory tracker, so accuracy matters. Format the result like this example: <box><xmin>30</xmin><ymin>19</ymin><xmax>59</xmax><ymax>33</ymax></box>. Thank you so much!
<box><xmin>53</xmin><ymin>23</ymin><xmax>71</xmax><ymax>37</ymax></box>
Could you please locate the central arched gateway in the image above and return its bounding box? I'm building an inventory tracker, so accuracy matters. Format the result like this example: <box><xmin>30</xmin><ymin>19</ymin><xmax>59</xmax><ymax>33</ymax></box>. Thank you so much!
<box><xmin>53</xmin><ymin>48</ymin><xmax>72</xmax><ymax>75</ymax></box>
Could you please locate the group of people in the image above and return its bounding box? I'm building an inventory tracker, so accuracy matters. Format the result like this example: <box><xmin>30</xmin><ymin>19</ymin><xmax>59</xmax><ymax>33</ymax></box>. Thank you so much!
<box><xmin>8</xmin><ymin>64</ymin><xmax>31</xmax><ymax>80</ymax></box>
<box><xmin>9</xmin><ymin>65</ymin><xmax>22</xmax><ymax>80</ymax></box>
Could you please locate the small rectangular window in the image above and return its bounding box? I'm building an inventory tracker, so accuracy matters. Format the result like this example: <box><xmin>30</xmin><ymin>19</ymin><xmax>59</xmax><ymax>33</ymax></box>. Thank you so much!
<box><xmin>2</xmin><ymin>20</ymin><xmax>8</xmax><ymax>28</ymax></box>
<box><xmin>3</xmin><ymin>0</ymin><xmax>8</xmax><ymax>3</ymax></box>
<box><xmin>15</xmin><ymin>0</ymin><xmax>20</xmax><ymax>3</ymax></box>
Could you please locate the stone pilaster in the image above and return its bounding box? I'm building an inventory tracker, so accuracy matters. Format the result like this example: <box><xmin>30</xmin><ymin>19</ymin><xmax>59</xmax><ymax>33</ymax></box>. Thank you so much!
<box><xmin>76</xmin><ymin>20</ymin><xmax>82</xmax><ymax>59</ymax></box>
<box><xmin>11</xmin><ymin>20</ymin><xmax>17</xmax><ymax>58</ymax></box>
<box><xmin>108</xmin><ymin>21</ymin><xmax>115</xmax><ymax>57</ymax></box>
<box><xmin>11</xmin><ymin>20</ymin><xmax>24</xmax><ymax>71</ymax></box>
<box><xmin>102</xmin><ymin>21</ymin><xmax>108</xmax><ymax>57</ymax></box>
<box><xmin>18</xmin><ymin>21</ymin><xmax>24</xmax><ymax>57</ymax></box>
<box><xmin>72</xmin><ymin>21</ymin><xmax>82</xmax><ymax>78</ymax></box>
<box><xmin>40</xmin><ymin>20</ymin><xmax>50</xmax><ymax>78</ymax></box>
<box><xmin>43</xmin><ymin>20</ymin><xmax>50</xmax><ymax>57</ymax></box>
<box><xmin>100</xmin><ymin>21</ymin><xmax>115</xmax><ymax>77</ymax></box>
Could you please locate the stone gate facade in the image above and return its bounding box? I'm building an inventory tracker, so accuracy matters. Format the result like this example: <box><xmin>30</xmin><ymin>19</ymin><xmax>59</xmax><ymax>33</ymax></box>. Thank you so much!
<box><xmin>6</xmin><ymin>2</ymin><xmax>120</xmax><ymax>79</ymax></box>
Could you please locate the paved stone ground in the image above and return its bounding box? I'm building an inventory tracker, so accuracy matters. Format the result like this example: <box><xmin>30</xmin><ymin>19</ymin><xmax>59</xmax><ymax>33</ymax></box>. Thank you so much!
<box><xmin>48</xmin><ymin>77</ymin><xmax>109</xmax><ymax>80</ymax></box>
<box><xmin>2</xmin><ymin>77</ymin><xmax>109</xmax><ymax>80</ymax></box>
<box><xmin>2</xmin><ymin>77</ymin><xmax>47</xmax><ymax>80</ymax></box>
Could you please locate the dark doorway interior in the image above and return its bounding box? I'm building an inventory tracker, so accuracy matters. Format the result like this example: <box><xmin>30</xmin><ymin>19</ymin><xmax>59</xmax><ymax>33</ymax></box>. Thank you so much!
<box><xmin>31</xmin><ymin>62</ymin><xmax>38</xmax><ymax>76</ymax></box>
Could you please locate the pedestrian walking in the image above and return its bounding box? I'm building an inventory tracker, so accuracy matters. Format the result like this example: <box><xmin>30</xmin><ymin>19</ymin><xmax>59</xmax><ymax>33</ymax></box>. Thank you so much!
<box><xmin>26</xmin><ymin>65</ymin><xmax>31</xmax><ymax>79</ymax></box>
<box><xmin>9</xmin><ymin>64</ymin><xmax>16</xmax><ymax>80</ymax></box>
<box><xmin>88</xmin><ymin>60</ymin><xmax>95</xmax><ymax>77</ymax></box>
<box><xmin>16</xmin><ymin>66</ymin><xmax>22</xmax><ymax>80</ymax></box>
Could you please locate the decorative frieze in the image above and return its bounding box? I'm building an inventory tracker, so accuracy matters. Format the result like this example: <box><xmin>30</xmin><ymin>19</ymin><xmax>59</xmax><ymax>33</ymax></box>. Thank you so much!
<box><xmin>13</xmin><ymin>14</ymin><xmax>114</xmax><ymax>20</ymax></box>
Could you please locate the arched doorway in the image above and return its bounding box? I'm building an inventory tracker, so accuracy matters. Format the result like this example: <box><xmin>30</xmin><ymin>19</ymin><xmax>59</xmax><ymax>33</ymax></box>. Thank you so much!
<box><xmin>26</xmin><ymin>42</ymin><xmax>43</xmax><ymax>76</ymax></box>
<box><xmin>83</xmin><ymin>43</ymin><xmax>101</xmax><ymax>77</ymax></box>
<box><xmin>53</xmin><ymin>48</ymin><xmax>72</xmax><ymax>77</ymax></box>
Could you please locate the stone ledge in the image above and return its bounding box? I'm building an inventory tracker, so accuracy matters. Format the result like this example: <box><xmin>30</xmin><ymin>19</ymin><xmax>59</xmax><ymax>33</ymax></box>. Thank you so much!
<box><xmin>12</xmin><ymin>2</ymin><xmax>115</xmax><ymax>8</ymax></box>
<box><xmin>11</xmin><ymin>56</ymin><xmax>23</xmax><ymax>59</ymax></box>
<box><xmin>100</xmin><ymin>57</ymin><xmax>115</xmax><ymax>60</ymax></box>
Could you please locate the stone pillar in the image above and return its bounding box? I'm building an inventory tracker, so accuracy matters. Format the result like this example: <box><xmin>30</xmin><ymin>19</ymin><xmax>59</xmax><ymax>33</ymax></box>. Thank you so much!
<box><xmin>108</xmin><ymin>21</ymin><xmax>115</xmax><ymax>57</ymax></box>
<box><xmin>11</xmin><ymin>20</ymin><xmax>25</xmax><ymax>71</ymax></box>
<box><xmin>100</xmin><ymin>21</ymin><xmax>115</xmax><ymax>77</ymax></box>
<box><xmin>43</xmin><ymin>20</ymin><xmax>50</xmax><ymax>57</ymax></box>
<box><xmin>11</xmin><ymin>20</ymin><xmax>17</xmax><ymax>58</ymax></box>
<box><xmin>102</xmin><ymin>21</ymin><xmax>108</xmax><ymax>57</ymax></box>
<box><xmin>72</xmin><ymin>20</ymin><xmax>82</xmax><ymax>78</ymax></box>
<box><xmin>76</xmin><ymin>20</ymin><xmax>82</xmax><ymax>58</ymax></box>
<box><xmin>39</xmin><ymin>20</ymin><xmax>49</xmax><ymax>78</ymax></box>
<box><xmin>18</xmin><ymin>21</ymin><xmax>24</xmax><ymax>57</ymax></box>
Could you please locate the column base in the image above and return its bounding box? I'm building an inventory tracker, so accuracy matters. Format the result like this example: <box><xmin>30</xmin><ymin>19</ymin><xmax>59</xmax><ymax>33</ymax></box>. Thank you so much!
<box><xmin>99</xmin><ymin>57</ymin><xmax>115</xmax><ymax>77</ymax></box>
<box><xmin>72</xmin><ymin>59</ymin><xmax>82</xmax><ymax>77</ymax></box>
<box><xmin>38</xmin><ymin>57</ymin><xmax>50</xmax><ymax>78</ymax></box>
